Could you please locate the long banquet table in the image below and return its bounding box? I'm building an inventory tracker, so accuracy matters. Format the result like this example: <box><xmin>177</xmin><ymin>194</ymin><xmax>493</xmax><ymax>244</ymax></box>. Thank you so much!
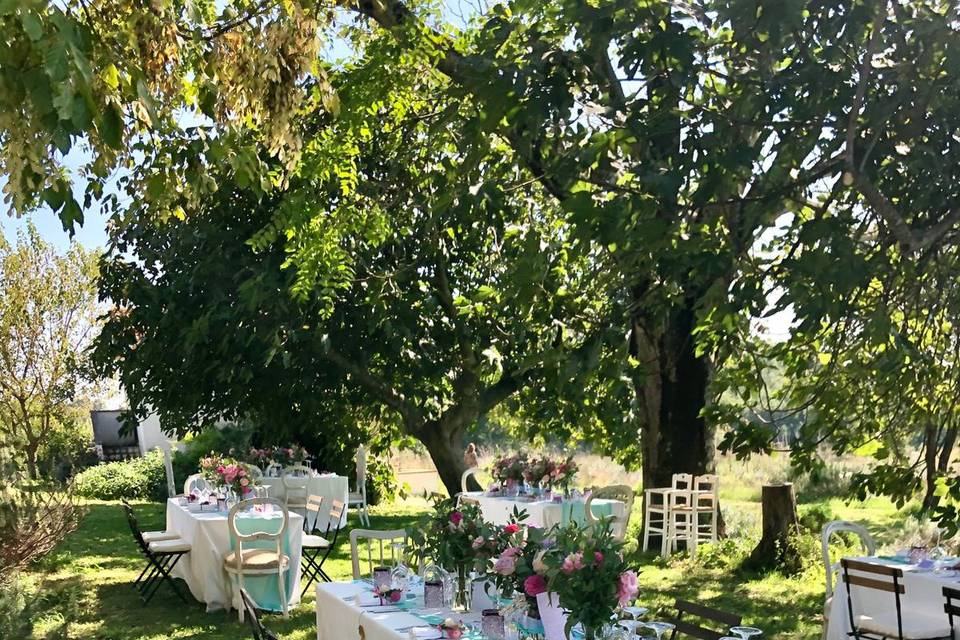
<box><xmin>825</xmin><ymin>555</ymin><xmax>956</xmax><ymax>640</ymax></box>
<box><xmin>261</xmin><ymin>473</ymin><xmax>350</xmax><ymax>529</ymax></box>
<box><xmin>315</xmin><ymin>581</ymin><xmax>484</xmax><ymax>640</ymax></box>
<box><xmin>164</xmin><ymin>498</ymin><xmax>304</xmax><ymax>612</ymax></box>
<box><xmin>462</xmin><ymin>492</ymin><xmax>625</xmax><ymax>529</ymax></box>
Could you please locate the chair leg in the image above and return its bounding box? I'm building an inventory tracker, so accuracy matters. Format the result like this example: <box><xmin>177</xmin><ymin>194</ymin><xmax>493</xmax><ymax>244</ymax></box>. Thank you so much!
<box><xmin>279</xmin><ymin>568</ymin><xmax>288</xmax><ymax>619</ymax></box>
<box><xmin>642</xmin><ymin>504</ymin><xmax>651</xmax><ymax>552</ymax></box>
<box><xmin>237</xmin><ymin>574</ymin><xmax>245</xmax><ymax>623</ymax></box>
<box><xmin>143</xmin><ymin>553</ymin><xmax>187</xmax><ymax>605</ymax></box>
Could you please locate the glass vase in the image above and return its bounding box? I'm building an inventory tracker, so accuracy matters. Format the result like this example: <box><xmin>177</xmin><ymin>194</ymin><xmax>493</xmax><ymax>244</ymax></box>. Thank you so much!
<box><xmin>453</xmin><ymin>566</ymin><xmax>471</xmax><ymax>612</ymax></box>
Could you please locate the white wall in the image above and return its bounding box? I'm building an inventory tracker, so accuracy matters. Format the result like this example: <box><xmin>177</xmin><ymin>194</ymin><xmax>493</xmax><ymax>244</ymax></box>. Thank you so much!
<box><xmin>136</xmin><ymin>414</ymin><xmax>179</xmax><ymax>455</ymax></box>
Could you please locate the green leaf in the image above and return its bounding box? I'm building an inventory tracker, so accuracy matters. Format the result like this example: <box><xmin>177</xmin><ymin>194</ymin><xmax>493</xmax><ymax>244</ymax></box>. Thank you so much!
<box><xmin>20</xmin><ymin>11</ymin><xmax>43</xmax><ymax>41</ymax></box>
<box><xmin>100</xmin><ymin>102</ymin><xmax>123</xmax><ymax>149</ymax></box>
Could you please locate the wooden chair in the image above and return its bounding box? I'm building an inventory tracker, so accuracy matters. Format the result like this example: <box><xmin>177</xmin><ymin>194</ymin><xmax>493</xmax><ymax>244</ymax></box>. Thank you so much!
<box><xmin>348</xmin><ymin>445</ymin><xmax>370</xmax><ymax>526</ymax></box>
<box><xmin>240</xmin><ymin>588</ymin><xmax>280</xmax><ymax>640</ymax></box>
<box><xmin>301</xmin><ymin>498</ymin><xmax>346</xmax><ymax>595</ymax></box>
<box><xmin>945</xmin><ymin>586</ymin><xmax>960</xmax><ymax>640</ymax></box>
<box><xmin>121</xmin><ymin>501</ymin><xmax>191</xmax><ymax>605</ymax></box>
<box><xmin>349</xmin><ymin>528</ymin><xmax>407</xmax><ymax>580</ymax></box>
<box><xmin>841</xmin><ymin>558</ymin><xmax>950</xmax><ymax>639</ymax></box>
<box><xmin>667</xmin><ymin>599</ymin><xmax>741</xmax><ymax>640</ymax></box>
<box><xmin>281</xmin><ymin>464</ymin><xmax>312</xmax><ymax>511</ymax></box>
<box><xmin>183</xmin><ymin>473</ymin><xmax>209</xmax><ymax>496</ymax></box>
<box><xmin>585</xmin><ymin>484</ymin><xmax>635</xmax><ymax>541</ymax></box>
<box><xmin>665</xmin><ymin>486</ymin><xmax>700</xmax><ymax>556</ymax></box>
<box><xmin>225</xmin><ymin>498</ymin><xmax>291</xmax><ymax>622</ymax></box>
<box><xmin>643</xmin><ymin>473</ymin><xmax>693</xmax><ymax>555</ymax></box>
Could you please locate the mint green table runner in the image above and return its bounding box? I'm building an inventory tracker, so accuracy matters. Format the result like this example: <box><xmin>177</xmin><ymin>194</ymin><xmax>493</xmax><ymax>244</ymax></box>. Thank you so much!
<box><xmin>561</xmin><ymin>500</ymin><xmax>614</xmax><ymax>527</ymax></box>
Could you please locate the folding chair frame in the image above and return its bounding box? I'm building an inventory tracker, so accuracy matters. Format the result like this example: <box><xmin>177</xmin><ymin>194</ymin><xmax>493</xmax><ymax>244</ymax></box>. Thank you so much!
<box><xmin>121</xmin><ymin>501</ymin><xmax>189</xmax><ymax>605</ymax></box>
<box><xmin>301</xmin><ymin>501</ymin><xmax>345</xmax><ymax>597</ymax></box>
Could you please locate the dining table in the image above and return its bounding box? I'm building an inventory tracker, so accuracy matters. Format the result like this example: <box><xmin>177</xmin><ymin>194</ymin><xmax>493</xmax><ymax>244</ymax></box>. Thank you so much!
<box><xmin>261</xmin><ymin>472</ymin><xmax>350</xmax><ymax>529</ymax></box>
<box><xmin>825</xmin><ymin>555</ymin><xmax>957</xmax><ymax>640</ymax></box>
<box><xmin>460</xmin><ymin>492</ymin><xmax>625</xmax><ymax>529</ymax></box>
<box><xmin>164</xmin><ymin>497</ymin><xmax>304</xmax><ymax>612</ymax></box>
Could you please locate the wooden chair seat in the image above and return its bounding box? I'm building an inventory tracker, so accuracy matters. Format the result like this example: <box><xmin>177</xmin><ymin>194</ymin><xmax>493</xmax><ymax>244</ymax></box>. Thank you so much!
<box><xmin>224</xmin><ymin>548</ymin><xmax>290</xmax><ymax>571</ymax></box>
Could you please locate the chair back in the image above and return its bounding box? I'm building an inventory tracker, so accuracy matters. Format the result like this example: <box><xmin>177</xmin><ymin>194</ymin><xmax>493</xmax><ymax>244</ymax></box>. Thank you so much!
<box><xmin>247</xmin><ymin>465</ymin><xmax>264</xmax><ymax>481</ymax></box>
<box><xmin>672</xmin><ymin>473</ymin><xmax>694</xmax><ymax>490</ymax></box>
<box><xmin>585</xmin><ymin>485</ymin><xmax>635</xmax><ymax>541</ymax></box>
<box><xmin>265</xmin><ymin>462</ymin><xmax>283</xmax><ymax>478</ymax></box>
<box><xmin>461</xmin><ymin>467</ymin><xmax>480</xmax><ymax>494</ymax></box>
<box><xmin>822</xmin><ymin>521</ymin><xmax>876</xmax><ymax>598</ymax></box>
<box><xmin>120</xmin><ymin>501</ymin><xmax>149</xmax><ymax>553</ymax></box>
<box><xmin>693</xmin><ymin>475</ymin><xmax>719</xmax><ymax>508</ymax></box>
<box><xmin>227</xmin><ymin>498</ymin><xmax>289</xmax><ymax>573</ymax></box>
<box><xmin>304</xmin><ymin>494</ymin><xmax>324</xmax><ymax>533</ymax></box>
<box><xmin>325</xmin><ymin>500</ymin><xmax>346</xmax><ymax>546</ymax></box>
<box><xmin>240</xmin><ymin>588</ymin><xmax>279</xmax><ymax>640</ymax></box>
<box><xmin>945</xmin><ymin>586</ymin><xmax>960</xmax><ymax>637</ymax></box>
<box><xmin>349</xmin><ymin>528</ymin><xmax>407</xmax><ymax>579</ymax></box>
<box><xmin>841</xmin><ymin>559</ymin><xmax>905</xmax><ymax>640</ymax></box>
<box><xmin>355</xmin><ymin>445</ymin><xmax>367</xmax><ymax>496</ymax></box>
<box><xmin>282</xmin><ymin>465</ymin><xmax>311</xmax><ymax>507</ymax></box>
<box><xmin>183</xmin><ymin>473</ymin><xmax>209</xmax><ymax>496</ymax></box>
<box><xmin>667</xmin><ymin>599</ymin><xmax>742</xmax><ymax>640</ymax></box>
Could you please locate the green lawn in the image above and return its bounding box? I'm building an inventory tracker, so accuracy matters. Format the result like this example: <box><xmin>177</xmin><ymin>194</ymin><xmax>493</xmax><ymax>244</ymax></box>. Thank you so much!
<box><xmin>22</xmin><ymin>494</ymin><xmax>901</xmax><ymax>639</ymax></box>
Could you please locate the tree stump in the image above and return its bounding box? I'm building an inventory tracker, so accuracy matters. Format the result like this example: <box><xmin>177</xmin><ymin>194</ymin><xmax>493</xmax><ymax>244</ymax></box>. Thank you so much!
<box><xmin>747</xmin><ymin>483</ymin><xmax>800</xmax><ymax>571</ymax></box>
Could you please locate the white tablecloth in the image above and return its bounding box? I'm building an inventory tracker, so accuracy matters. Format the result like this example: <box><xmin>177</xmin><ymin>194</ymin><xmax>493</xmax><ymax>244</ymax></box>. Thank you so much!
<box><xmin>164</xmin><ymin>498</ymin><xmax>304</xmax><ymax>612</ymax></box>
<box><xmin>261</xmin><ymin>474</ymin><xmax>350</xmax><ymax>529</ymax></box>
<box><xmin>825</xmin><ymin>556</ymin><xmax>955</xmax><ymax>639</ymax></box>
<box><xmin>316</xmin><ymin>582</ymin><xmax>482</xmax><ymax>640</ymax></box>
<box><xmin>466</xmin><ymin>493</ymin><xmax>625</xmax><ymax>528</ymax></box>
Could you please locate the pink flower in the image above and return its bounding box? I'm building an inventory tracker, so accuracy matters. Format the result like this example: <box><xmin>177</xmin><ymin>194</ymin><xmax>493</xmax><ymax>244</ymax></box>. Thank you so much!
<box><xmin>616</xmin><ymin>570</ymin><xmax>639</xmax><ymax>606</ymax></box>
<box><xmin>494</xmin><ymin>554</ymin><xmax>517</xmax><ymax>576</ymax></box>
<box><xmin>240</xmin><ymin>478</ymin><xmax>249</xmax><ymax>487</ymax></box>
<box><xmin>561</xmin><ymin>552</ymin><xmax>584</xmax><ymax>574</ymax></box>
<box><xmin>523</xmin><ymin>574</ymin><xmax>547</xmax><ymax>597</ymax></box>
<box><xmin>593</xmin><ymin>551</ymin><xmax>604</xmax><ymax>566</ymax></box>
<box><xmin>238</xmin><ymin>469</ymin><xmax>246</xmax><ymax>477</ymax></box>
<box><xmin>472</xmin><ymin>536</ymin><xmax>486</xmax><ymax>549</ymax></box>
<box><xmin>449</xmin><ymin>511</ymin><xmax>464</xmax><ymax>526</ymax></box>
<box><xmin>504</xmin><ymin>523</ymin><xmax>520</xmax><ymax>534</ymax></box>
<box><xmin>502</xmin><ymin>546</ymin><xmax>522</xmax><ymax>558</ymax></box>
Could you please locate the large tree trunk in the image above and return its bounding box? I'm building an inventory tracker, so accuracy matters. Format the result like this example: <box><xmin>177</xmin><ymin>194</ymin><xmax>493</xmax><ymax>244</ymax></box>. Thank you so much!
<box><xmin>418</xmin><ymin>418</ymin><xmax>473</xmax><ymax>498</ymax></box>
<box><xmin>632</xmin><ymin>299</ymin><xmax>716</xmax><ymax>490</ymax></box>
<box><xmin>24</xmin><ymin>440</ymin><xmax>40</xmax><ymax>480</ymax></box>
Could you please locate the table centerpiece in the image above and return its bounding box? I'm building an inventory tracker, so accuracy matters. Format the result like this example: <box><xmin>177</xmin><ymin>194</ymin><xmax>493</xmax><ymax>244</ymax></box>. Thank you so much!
<box><xmin>490</xmin><ymin>453</ymin><xmax>528</xmax><ymax>496</ymax></box>
<box><xmin>486</xmin><ymin>511</ymin><xmax>557</xmax><ymax>622</ymax></box>
<box><xmin>199</xmin><ymin>454</ymin><xmax>260</xmax><ymax>505</ymax></box>
<box><xmin>543</xmin><ymin>520</ymin><xmax>639</xmax><ymax>640</ymax></box>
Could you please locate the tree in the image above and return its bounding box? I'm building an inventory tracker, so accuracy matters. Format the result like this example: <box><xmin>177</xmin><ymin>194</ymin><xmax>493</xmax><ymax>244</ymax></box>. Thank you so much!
<box><xmin>5</xmin><ymin>1</ymin><xmax>960</xmax><ymax>513</ymax></box>
<box><xmin>0</xmin><ymin>224</ymin><xmax>99</xmax><ymax>479</ymax></box>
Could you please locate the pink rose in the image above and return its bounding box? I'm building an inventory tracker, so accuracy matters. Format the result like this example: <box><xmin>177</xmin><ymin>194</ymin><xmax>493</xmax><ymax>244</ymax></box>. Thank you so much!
<box><xmin>523</xmin><ymin>574</ymin><xmax>547</xmax><ymax>597</ymax></box>
<box><xmin>449</xmin><ymin>511</ymin><xmax>464</xmax><ymax>526</ymax></box>
<box><xmin>594</xmin><ymin>551</ymin><xmax>604</xmax><ymax>566</ymax></box>
<box><xmin>240</xmin><ymin>478</ymin><xmax>249</xmax><ymax>486</ymax></box>
<box><xmin>494</xmin><ymin>554</ymin><xmax>517</xmax><ymax>576</ymax></box>
<box><xmin>504</xmin><ymin>523</ymin><xmax>520</xmax><ymax>534</ymax></box>
<box><xmin>616</xmin><ymin>570</ymin><xmax>639</xmax><ymax>606</ymax></box>
<box><xmin>502</xmin><ymin>546</ymin><xmax>522</xmax><ymax>558</ymax></box>
<box><xmin>561</xmin><ymin>552</ymin><xmax>584</xmax><ymax>574</ymax></box>
<box><xmin>472</xmin><ymin>536</ymin><xmax>485</xmax><ymax>549</ymax></box>
<box><xmin>238</xmin><ymin>469</ymin><xmax>246</xmax><ymax>477</ymax></box>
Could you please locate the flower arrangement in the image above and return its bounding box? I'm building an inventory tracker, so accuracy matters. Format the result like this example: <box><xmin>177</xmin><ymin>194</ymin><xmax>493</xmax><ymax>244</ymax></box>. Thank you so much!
<box><xmin>541</xmin><ymin>520</ymin><xmax>639</xmax><ymax>639</ymax></box>
<box><xmin>490</xmin><ymin>453</ymin><xmax>528</xmax><ymax>487</ymax></box>
<box><xmin>373</xmin><ymin>585</ymin><xmax>404</xmax><ymax>604</ymax></box>
<box><xmin>486</xmin><ymin>513</ymin><xmax>555</xmax><ymax>617</ymax></box>
<box><xmin>522</xmin><ymin>455</ymin><xmax>556</xmax><ymax>487</ymax></box>
<box><xmin>547</xmin><ymin>455</ymin><xmax>578</xmax><ymax>491</ymax></box>
<box><xmin>198</xmin><ymin>454</ymin><xmax>259</xmax><ymax>497</ymax></box>
<box><xmin>269</xmin><ymin>444</ymin><xmax>310</xmax><ymax>466</ymax></box>
<box><xmin>246</xmin><ymin>447</ymin><xmax>272</xmax><ymax>467</ymax></box>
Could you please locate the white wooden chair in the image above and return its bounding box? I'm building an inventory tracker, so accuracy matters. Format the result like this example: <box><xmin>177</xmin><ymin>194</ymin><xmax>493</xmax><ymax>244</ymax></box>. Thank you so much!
<box><xmin>265</xmin><ymin>462</ymin><xmax>283</xmax><ymax>478</ymax></box>
<box><xmin>349</xmin><ymin>528</ymin><xmax>407</xmax><ymax>580</ymax></box>
<box><xmin>348</xmin><ymin>445</ymin><xmax>370</xmax><ymax>526</ymax></box>
<box><xmin>664</xmin><ymin>486</ymin><xmax>700</xmax><ymax>556</ymax></box>
<box><xmin>458</xmin><ymin>467</ymin><xmax>485</xmax><ymax>505</ymax></box>
<box><xmin>247</xmin><ymin>465</ymin><xmax>264</xmax><ymax>481</ymax></box>
<box><xmin>643</xmin><ymin>473</ymin><xmax>692</xmax><ymax>555</ymax></box>
<box><xmin>281</xmin><ymin>464</ymin><xmax>311</xmax><ymax>512</ymax></box>
<box><xmin>585</xmin><ymin>484</ymin><xmax>635</xmax><ymax>541</ymax></box>
<box><xmin>669</xmin><ymin>474</ymin><xmax>720</xmax><ymax>548</ymax></box>
<box><xmin>183</xmin><ymin>473</ymin><xmax>209</xmax><ymax>496</ymax></box>
<box><xmin>821</xmin><ymin>520</ymin><xmax>876</xmax><ymax>640</ymax></box>
<box><xmin>224</xmin><ymin>498</ymin><xmax>290</xmax><ymax>622</ymax></box>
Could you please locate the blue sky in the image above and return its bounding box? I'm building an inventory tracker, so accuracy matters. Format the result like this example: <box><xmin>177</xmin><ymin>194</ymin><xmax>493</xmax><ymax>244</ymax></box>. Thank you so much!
<box><xmin>0</xmin><ymin>200</ymin><xmax>110</xmax><ymax>251</ymax></box>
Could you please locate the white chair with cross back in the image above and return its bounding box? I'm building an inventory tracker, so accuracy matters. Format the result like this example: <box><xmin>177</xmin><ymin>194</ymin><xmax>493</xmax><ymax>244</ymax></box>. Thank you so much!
<box><xmin>348</xmin><ymin>445</ymin><xmax>370</xmax><ymax>526</ymax></box>
<box><xmin>224</xmin><ymin>498</ymin><xmax>291</xmax><ymax>622</ymax></box>
<box><xmin>349</xmin><ymin>528</ymin><xmax>407</xmax><ymax>580</ymax></box>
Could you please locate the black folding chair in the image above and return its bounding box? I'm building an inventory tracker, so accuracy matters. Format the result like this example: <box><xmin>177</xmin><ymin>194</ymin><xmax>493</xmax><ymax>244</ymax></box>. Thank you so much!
<box><xmin>667</xmin><ymin>599</ymin><xmax>742</xmax><ymax>640</ymax></box>
<box><xmin>121</xmin><ymin>501</ymin><xmax>191</xmax><ymax>605</ymax></box>
<box><xmin>240</xmin><ymin>588</ymin><xmax>281</xmax><ymax>640</ymax></box>
<box><xmin>944</xmin><ymin>586</ymin><xmax>960</xmax><ymax>640</ymax></box>
<box><xmin>301</xmin><ymin>499</ymin><xmax>346</xmax><ymax>597</ymax></box>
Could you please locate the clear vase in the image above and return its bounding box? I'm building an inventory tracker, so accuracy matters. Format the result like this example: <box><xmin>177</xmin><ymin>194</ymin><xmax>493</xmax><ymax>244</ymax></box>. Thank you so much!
<box><xmin>453</xmin><ymin>566</ymin><xmax>471</xmax><ymax>612</ymax></box>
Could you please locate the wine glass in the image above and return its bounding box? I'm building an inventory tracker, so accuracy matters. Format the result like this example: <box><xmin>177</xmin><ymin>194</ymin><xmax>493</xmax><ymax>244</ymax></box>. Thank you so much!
<box><xmin>643</xmin><ymin>621</ymin><xmax>675</xmax><ymax>640</ymax></box>
<box><xmin>730</xmin><ymin>626</ymin><xmax>762</xmax><ymax>640</ymax></box>
<box><xmin>618</xmin><ymin>619</ymin><xmax>644</xmax><ymax>637</ymax></box>
<box><xmin>621</xmin><ymin>606</ymin><xmax>649</xmax><ymax>620</ymax></box>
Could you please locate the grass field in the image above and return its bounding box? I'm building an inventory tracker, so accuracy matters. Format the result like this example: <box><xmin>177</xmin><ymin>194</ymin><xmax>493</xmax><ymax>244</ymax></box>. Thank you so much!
<box><xmin>18</xmin><ymin>454</ymin><xmax>914</xmax><ymax>640</ymax></box>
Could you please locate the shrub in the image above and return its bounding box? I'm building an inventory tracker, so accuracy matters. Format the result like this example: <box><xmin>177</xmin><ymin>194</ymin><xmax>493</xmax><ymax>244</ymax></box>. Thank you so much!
<box><xmin>0</xmin><ymin>448</ymin><xmax>83</xmax><ymax>574</ymax></box>
<box><xmin>37</xmin><ymin>415</ymin><xmax>98</xmax><ymax>482</ymax></box>
<box><xmin>75</xmin><ymin>450</ymin><xmax>167</xmax><ymax>501</ymax></box>
<box><xmin>798</xmin><ymin>503</ymin><xmax>837</xmax><ymax>535</ymax></box>
<box><xmin>0</xmin><ymin>572</ymin><xmax>35</xmax><ymax>639</ymax></box>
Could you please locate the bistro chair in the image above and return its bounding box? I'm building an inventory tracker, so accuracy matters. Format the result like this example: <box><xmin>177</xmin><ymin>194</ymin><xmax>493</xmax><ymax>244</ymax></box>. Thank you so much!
<box><xmin>667</xmin><ymin>599</ymin><xmax>742</xmax><ymax>640</ymax></box>
<box><xmin>348</xmin><ymin>444</ymin><xmax>370</xmax><ymax>526</ymax></box>
<box><xmin>349</xmin><ymin>528</ymin><xmax>407</xmax><ymax>580</ymax></box>
<box><xmin>121</xmin><ymin>501</ymin><xmax>191</xmax><ymax>605</ymax></box>
<box><xmin>585</xmin><ymin>484</ymin><xmax>635</xmax><ymax>541</ymax></box>
<box><xmin>945</xmin><ymin>586</ymin><xmax>960</xmax><ymax>640</ymax></box>
<box><xmin>224</xmin><ymin>498</ymin><xmax>291</xmax><ymax>622</ymax></box>
<box><xmin>841</xmin><ymin>558</ymin><xmax>950</xmax><ymax>639</ymax></box>
<box><xmin>301</xmin><ymin>498</ymin><xmax>346</xmax><ymax>596</ymax></box>
<box><xmin>281</xmin><ymin>464</ymin><xmax>312</xmax><ymax>512</ymax></box>
<box><xmin>822</xmin><ymin>521</ymin><xmax>876</xmax><ymax>600</ymax></box>
<box><xmin>240</xmin><ymin>588</ymin><xmax>280</xmax><ymax>640</ymax></box>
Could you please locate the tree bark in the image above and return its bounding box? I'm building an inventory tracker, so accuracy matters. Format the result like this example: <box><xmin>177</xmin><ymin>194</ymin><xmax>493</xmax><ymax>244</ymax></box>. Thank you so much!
<box><xmin>417</xmin><ymin>418</ymin><xmax>473</xmax><ymax>498</ymax></box>
<box><xmin>747</xmin><ymin>483</ymin><xmax>800</xmax><ymax>571</ymax></box>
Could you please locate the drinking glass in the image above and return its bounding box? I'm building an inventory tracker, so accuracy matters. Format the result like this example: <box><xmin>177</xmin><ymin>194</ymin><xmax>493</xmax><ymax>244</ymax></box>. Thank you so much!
<box><xmin>621</xmin><ymin>606</ymin><xmax>648</xmax><ymax>620</ymax></box>
<box><xmin>643</xmin><ymin>621</ymin><xmax>675</xmax><ymax>640</ymax></box>
<box><xmin>730</xmin><ymin>626</ymin><xmax>762</xmax><ymax>640</ymax></box>
<box><xmin>618</xmin><ymin>619</ymin><xmax>644</xmax><ymax>637</ymax></box>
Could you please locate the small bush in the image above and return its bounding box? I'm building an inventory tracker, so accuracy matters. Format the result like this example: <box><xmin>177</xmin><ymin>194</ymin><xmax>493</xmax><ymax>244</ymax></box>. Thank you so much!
<box><xmin>75</xmin><ymin>450</ymin><xmax>167</xmax><ymax>501</ymax></box>
<box><xmin>798</xmin><ymin>503</ymin><xmax>837</xmax><ymax>535</ymax></box>
<box><xmin>0</xmin><ymin>572</ymin><xmax>35</xmax><ymax>639</ymax></box>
